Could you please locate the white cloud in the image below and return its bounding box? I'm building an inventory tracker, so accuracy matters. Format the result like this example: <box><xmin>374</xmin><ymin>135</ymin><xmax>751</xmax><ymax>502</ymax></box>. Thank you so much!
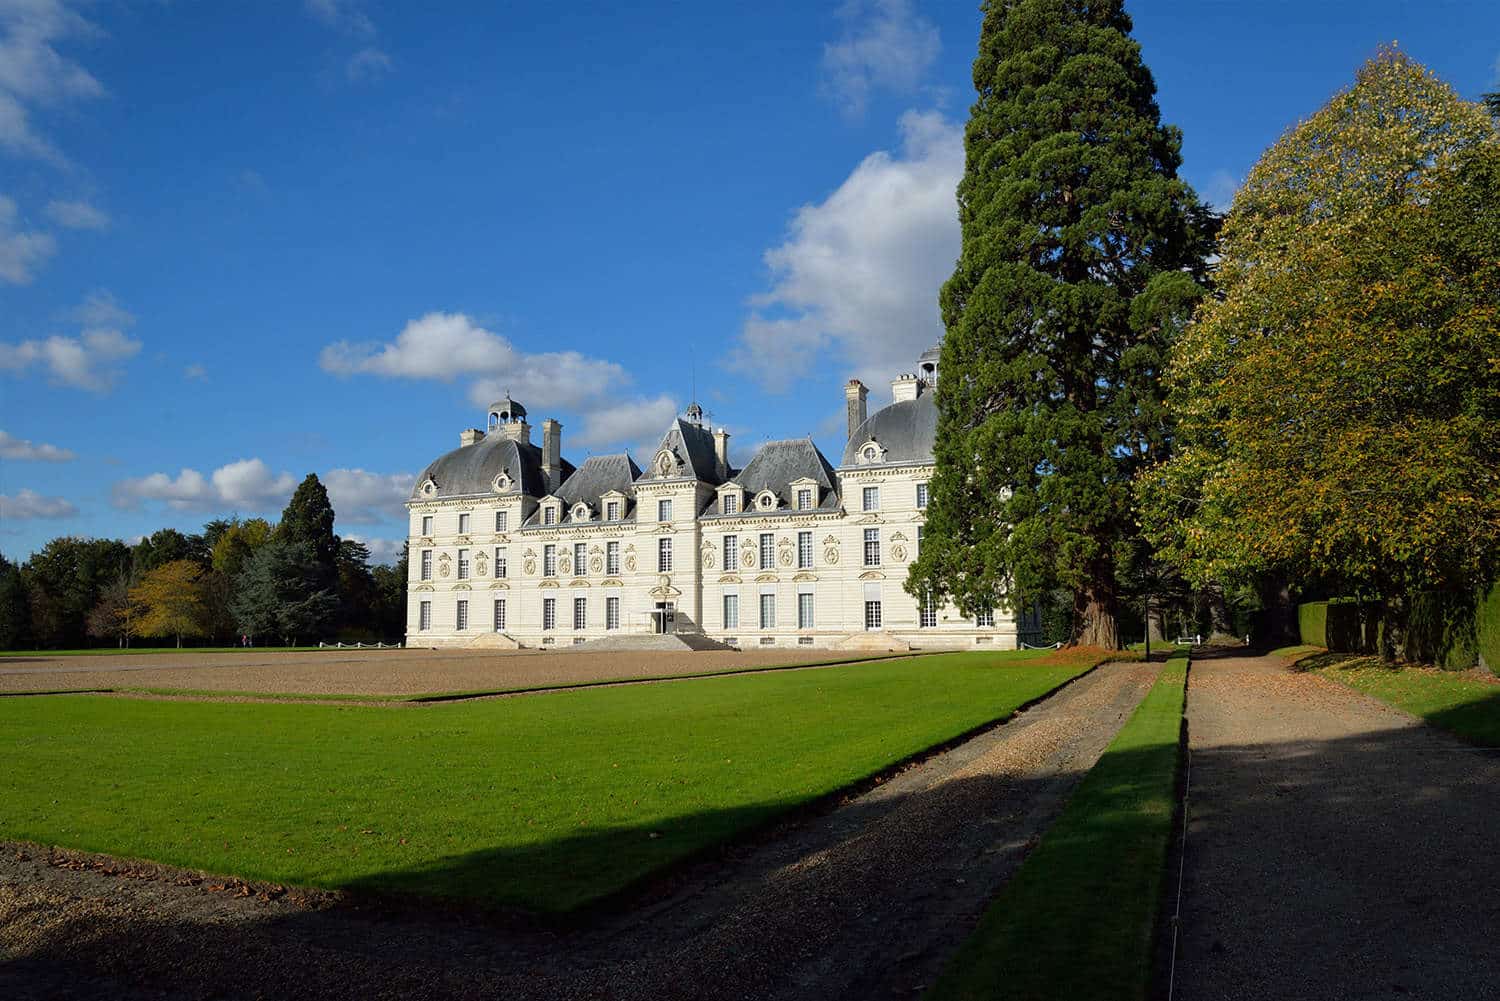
<box><xmin>343</xmin><ymin>534</ymin><xmax>405</xmax><ymax>566</ymax></box>
<box><xmin>0</xmin><ymin>193</ymin><xmax>56</xmax><ymax>283</ymax></box>
<box><xmin>0</xmin><ymin>0</ymin><xmax>104</xmax><ymax>165</ymax></box>
<box><xmin>573</xmin><ymin>393</ymin><xmax>680</xmax><ymax>451</ymax></box>
<box><xmin>44</xmin><ymin>197</ymin><xmax>107</xmax><ymax>229</ymax></box>
<box><xmin>69</xmin><ymin>288</ymin><xmax>134</xmax><ymax>328</ymax></box>
<box><xmin>112</xmin><ymin>458</ymin><xmax>297</xmax><ymax>513</ymax></box>
<box><xmin>111</xmin><ymin>460</ymin><xmax>413</xmax><ymax>525</ymax></box>
<box><xmin>322</xmin><ymin>311</ymin><xmax>661</xmax><ymax>442</ymax></box>
<box><xmin>0</xmin><ymin>429</ymin><xmax>74</xmax><ymax>461</ymax></box>
<box><xmin>184</xmin><ymin>363</ymin><xmax>207</xmax><ymax>381</ymax></box>
<box><xmin>346</xmin><ymin>46</ymin><xmax>391</xmax><ymax>82</ymax></box>
<box><xmin>0</xmin><ymin>488</ymin><xmax>77</xmax><ymax>520</ymax></box>
<box><xmin>1202</xmin><ymin>169</ymin><xmax>1240</xmax><ymax>212</ymax></box>
<box><xmin>821</xmin><ymin>0</ymin><xmax>940</xmax><ymax>119</ymax></box>
<box><xmin>734</xmin><ymin>109</ymin><xmax>961</xmax><ymax>391</ymax></box>
<box><xmin>305</xmin><ymin>0</ymin><xmax>375</xmax><ymax>38</ymax></box>
<box><xmin>0</xmin><ymin>326</ymin><xmax>141</xmax><ymax>391</ymax></box>
<box><xmin>322</xmin><ymin>467</ymin><xmax>414</xmax><ymax>524</ymax></box>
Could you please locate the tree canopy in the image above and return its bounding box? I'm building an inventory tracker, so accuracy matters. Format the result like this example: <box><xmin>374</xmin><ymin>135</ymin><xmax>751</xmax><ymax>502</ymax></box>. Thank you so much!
<box><xmin>1137</xmin><ymin>49</ymin><xmax>1500</xmax><ymax>651</ymax></box>
<box><xmin>909</xmin><ymin>0</ymin><xmax>1213</xmax><ymax>648</ymax></box>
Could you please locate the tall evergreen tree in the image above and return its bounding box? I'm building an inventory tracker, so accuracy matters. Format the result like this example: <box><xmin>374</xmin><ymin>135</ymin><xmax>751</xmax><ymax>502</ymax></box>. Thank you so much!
<box><xmin>278</xmin><ymin>474</ymin><xmax>339</xmax><ymax>584</ymax></box>
<box><xmin>910</xmin><ymin>0</ymin><xmax>1213</xmax><ymax>647</ymax></box>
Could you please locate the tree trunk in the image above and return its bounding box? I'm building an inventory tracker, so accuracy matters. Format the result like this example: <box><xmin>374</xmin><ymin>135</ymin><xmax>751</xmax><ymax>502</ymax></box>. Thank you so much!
<box><xmin>1207</xmin><ymin>584</ymin><xmax>1234</xmax><ymax>639</ymax></box>
<box><xmin>1147</xmin><ymin>604</ymin><xmax>1167</xmax><ymax>644</ymax></box>
<box><xmin>1379</xmin><ymin>594</ymin><xmax>1408</xmax><ymax>663</ymax></box>
<box><xmin>1070</xmin><ymin>575</ymin><xmax>1121</xmax><ymax>649</ymax></box>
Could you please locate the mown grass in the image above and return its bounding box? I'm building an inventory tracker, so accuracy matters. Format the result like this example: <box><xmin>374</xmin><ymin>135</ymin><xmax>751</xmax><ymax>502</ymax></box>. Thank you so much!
<box><xmin>0</xmin><ymin>648</ymin><xmax>1111</xmax><ymax>915</ymax></box>
<box><xmin>926</xmin><ymin>657</ymin><xmax>1188</xmax><ymax>1001</ymax></box>
<box><xmin>1301</xmin><ymin>651</ymin><xmax>1500</xmax><ymax>748</ymax></box>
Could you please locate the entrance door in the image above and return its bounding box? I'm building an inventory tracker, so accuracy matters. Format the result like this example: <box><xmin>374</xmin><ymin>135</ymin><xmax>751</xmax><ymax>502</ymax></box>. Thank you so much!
<box><xmin>653</xmin><ymin>601</ymin><xmax>676</xmax><ymax>634</ymax></box>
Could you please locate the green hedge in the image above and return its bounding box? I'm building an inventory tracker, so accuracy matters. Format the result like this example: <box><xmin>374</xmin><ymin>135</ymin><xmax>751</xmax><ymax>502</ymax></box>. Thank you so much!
<box><xmin>1299</xmin><ymin>583</ymin><xmax>1500</xmax><ymax>672</ymax></box>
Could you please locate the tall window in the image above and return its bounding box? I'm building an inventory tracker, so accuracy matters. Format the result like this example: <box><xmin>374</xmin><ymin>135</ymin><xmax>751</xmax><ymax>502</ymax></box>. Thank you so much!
<box><xmin>864</xmin><ymin>600</ymin><xmax>883</xmax><ymax>630</ymax></box>
<box><xmin>495</xmin><ymin>548</ymin><xmax>507</xmax><ymax>579</ymax></box>
<box><xmin>418</xmin><ymin>600</ymin><xmax>431</xmax><ymax>630</ymax></box>
<box><xmin>420</xmin><ymin>550</ymin><xmax>433</xmax><ymax>580</ymax></box>
<box><xmin>457</xmin><ymin>549</ymin><xmax>470</xmax><ymax>580</ymax></box>
<box><xmin>722</xmin><ymin>493</ymin><xmax>738</xmax><ymax>515</ymax></box>
<box><xmin>658</xmin><ymin>498</ymin><xmax>672</xmax><ymax>522</ymax></box>
<box><xmin>544</xmin><ymin>544</ymin><xmax>556</xmax><ymax>577</ymax></box>
<box><xmin>606</xmin><ymin>500</ymin><xmax>620</xmax><ymax>521</ymax></box>
<box><xmin>573</xmin><ymin>597</ymin><xmax>587</xmax><ymax>630</ymax></box>
<box><xmin>543</xmin><ymin>506</ymin><xmax>557</xmax><ymax>526</ymax></box>
<box><xmin>574</xmin><ymin>543</ymin><xmax>587</xmax><ymax>575</ymax></box>
<box><xmin>606</xmin><ymin>541</ymin><xmax>620</xmax><ymax>575</ymax></box>
<box><xmin>723</xmin><ymin>593</ymin><xmax>739</xmax><ymax>629</ymax></box>
<box><xmin>723</xmin><ymin>534</ymin><xmax>737</xmax><ymax>571</ymax></box>
<box><xmin>421</xmin><ymin>515</ymin><xmax>433</xmax><ymax>536</ymax></box>
<box><xmin>797</xmin><ymin>531</ymin><xmax>812</xmax><ymax>569</ymax></box>
<box><xmin>658</xmin><ymin>537</ymin><xmax>672</xmax><ymax>572</ymax></box>
<box><xmin>796</xmin><ymin>488</ymin><xmax>812</xmax><ymax>511</ymax></box>
<box><xmin>456</xmin><ymin>599</ymin><xmax>469</xmax><ymax>631</ymax></box>
<box><xmin>606</xmin><ymin>596</ymin><xmax>620</xmax><ymax>630</ymax></box>
<box><xmin>759</xmin><ymin>593</ymin><xmax>776</xmax><ymax>629</ymax></box>
<box><xmin>976</xmin><ymin>609</ymin><xmax>995</xmax><ymax>627</ymax></box>
<box><xmin>798</xmin><ymin>592</ymin><xmax>814</xmax><ymax>629</ymax></box>
<box><xmin>493</xmin><ymin>599</ymin><xmax>506</xmax><ymax>631</ymax></box>
<box><xmin>863</xmin><ymin>486</ymin><xmax>879</xmax><ymax>512</ymax></box>
<box><xmin>458</xmin><ymin>513</ymin><xmax>470</xmax><ymax>534</ymax></box>
<box><xmin>863</xmin><ymin>528</ymin><xmax>880</xmax><ymax>567</ymax></box>
<box><xmin>920</xmin><ymin>591</ymin><xmax>938</xmax><ymax>628</ymax></box>
<box><xmin>759</xmin><ymin>533</ymin><xmax>774</xmax><ymax>570</ymax></box>
<box><xmin>542</xmin><ymin>597</ymin><xmax>556</xmax><ymax>630</ymax></box>
<box><xmin>916</xmin><ymin>483</ymin><xmax>929</xmax><ymax>509</ymax></box>
<box><xmin>495</xmin><ymin>510</ymin><xmax>507</xmax><ymax>532</ymax></box>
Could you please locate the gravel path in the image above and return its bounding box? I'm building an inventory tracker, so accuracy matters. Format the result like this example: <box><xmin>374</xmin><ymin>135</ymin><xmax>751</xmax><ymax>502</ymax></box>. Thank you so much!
<box><xmin>1</xmin><ymin>661</ymin><xmax>1158</xmax><ymax>1001</ymax></box>
<box><xmin>0</xmin><ymin>647</ymin><xmax>878</xmax><ymax>696</ymax></box>
<box><xmin>1172</xmin><ymin>651</ymin><xmax>1500</xmax><ymax>1001</ymax></box>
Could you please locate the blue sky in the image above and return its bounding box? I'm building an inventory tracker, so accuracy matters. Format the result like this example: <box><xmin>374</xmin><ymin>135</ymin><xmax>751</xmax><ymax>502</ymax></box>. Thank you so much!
<box><xmin>2</xmin><ymin>0</ymin><xmax>1496</xmax><ymax>563</ymax></box>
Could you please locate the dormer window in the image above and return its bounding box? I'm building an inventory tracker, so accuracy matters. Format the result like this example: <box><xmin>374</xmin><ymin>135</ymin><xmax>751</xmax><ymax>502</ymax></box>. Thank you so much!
<box><xmin>543</xmin><ymin>505</ymin><xmax>557</xmax><ymax>526</ymax></box>
<box><xmin>605</xmin><ymin>500</ymin><xmax>621</xmax><ymax>521</ymax></box>
<box><xmin>572</xmin><ymin>503</ymin><xmax>591</xmax><ymax>523</ymax></box>
<box><xmin>722</xmin><ymin>493</ymin><xmax>738</xmax><ymax>515</ymax></box>
<box><xmin>757</xmin><ymin>490</ymin><xmax>777</xmax><ymax>511</ymax></box>
<box><xmin>857</xmin><ymin>440</ymin><xmax>886</xmax><ymax>465</ymax></box>
<box><xmin>796</xmin><ymin>488</ymin><xmax>813</xmax><ymax>511</ymax></box>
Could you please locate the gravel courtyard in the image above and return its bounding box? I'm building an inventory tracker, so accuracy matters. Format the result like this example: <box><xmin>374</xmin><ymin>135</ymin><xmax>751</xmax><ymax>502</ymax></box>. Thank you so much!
<box><xmin>0</xmin><ymin>647</ymin><xmax>881</xmax><ymax>697</ymax></box>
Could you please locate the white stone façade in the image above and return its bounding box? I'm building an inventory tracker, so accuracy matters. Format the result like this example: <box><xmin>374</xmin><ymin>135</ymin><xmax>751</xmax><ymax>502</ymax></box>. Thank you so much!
<box><xmin>404</xmin><ymin>348</ymin><xmax>1024</xmax><ymax>651</ymax></box>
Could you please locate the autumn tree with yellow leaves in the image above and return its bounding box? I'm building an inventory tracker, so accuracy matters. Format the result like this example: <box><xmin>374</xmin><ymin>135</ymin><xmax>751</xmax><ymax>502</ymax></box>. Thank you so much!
<box><xmin>128</xmin><ymin>559</ymin><xmax>208</xmax><ymax>648</ymax></box>
<box><xmin>1137</xmin><ymin>48</ymin><xmax>1500</xmax><ymax>658</ymax></box>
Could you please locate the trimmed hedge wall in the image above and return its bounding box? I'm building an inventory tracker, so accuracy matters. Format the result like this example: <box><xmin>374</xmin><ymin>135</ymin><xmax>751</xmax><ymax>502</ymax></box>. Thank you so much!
<box><xmin>1299</xmin><ymin>583</ymin><xmax>1500</xmax><ymax>672</ymax></box>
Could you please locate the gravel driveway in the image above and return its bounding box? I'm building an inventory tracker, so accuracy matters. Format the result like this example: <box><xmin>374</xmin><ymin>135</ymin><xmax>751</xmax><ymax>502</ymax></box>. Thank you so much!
<box><xmin>1</xmin><ymin>661</ymin><xmax>1158</xmax><ymax>1001</ymax></box>
<box><xmin>1172</xmin><ymin>651</ymin><xmax>1500</xmax><ymax>1001</ymax></box>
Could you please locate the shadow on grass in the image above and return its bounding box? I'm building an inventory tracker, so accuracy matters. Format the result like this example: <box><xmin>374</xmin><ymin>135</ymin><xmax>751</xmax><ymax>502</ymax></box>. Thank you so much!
<box><xmin>8</xmin><ymin>713</ymin><xmax>1500</xmax><ymax>1000</ymax></box>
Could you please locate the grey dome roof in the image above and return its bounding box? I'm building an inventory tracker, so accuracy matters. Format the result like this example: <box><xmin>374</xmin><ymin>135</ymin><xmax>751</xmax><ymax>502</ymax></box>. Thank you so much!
<box><xmin>411</xmin><ymin>434</ymin><xmax>572</xmax><ymax>501</ymax></box>
<box><xmin>840</xmin><ymin>390</ymin><xmax>938</xmax><ymax>467</ymax></box>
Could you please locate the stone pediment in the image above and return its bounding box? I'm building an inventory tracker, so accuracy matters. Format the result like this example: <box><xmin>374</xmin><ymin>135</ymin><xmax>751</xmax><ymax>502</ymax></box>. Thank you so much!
<box><xmin>858</xmin><ymin>570</ymin><xmax>887</xmax><ymax>580</ymax></box>
<box><xmin>754</xmin><ymin>573</ymin><xmax>779</xmax><ymax>583</ymax></box>
<box><xmin>718</xmin><ymin>573</ymin><xmax>742</xmax><ymax>584</ymax></box>
<box><xmin>792</xmin><ymin>572</ymin><xmax>818</xmax><ymax>582</ymax></box>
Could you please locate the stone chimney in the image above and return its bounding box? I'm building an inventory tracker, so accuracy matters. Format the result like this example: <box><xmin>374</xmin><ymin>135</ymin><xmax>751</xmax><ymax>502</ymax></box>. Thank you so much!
<box><xmin>713</xmin><ymin>428</ymin><xmax>731</xmax><ymax>480</ymax></box>
<box><xmin>541</xmin><ymin>418</ymin><xmax>562</xmax><ymax>493</ymax></box>
<box><xmin>459</xmin><ymin>428</ymin><xmax>484</xmax><ymax>447</ymax></box>
<box><xmin>499</xmin><ymin>419</ymin><xmax>531</xmax><ymax>444</ymax></box>
<box><xmin>891</xmin><ymin>373</ymin><xmax>920</xmax><ymax>403</ymax></box>
<box><xmin>845</xmin><ymin>379</ymin><xmax>868</xmax><ymax>442</ymax></box>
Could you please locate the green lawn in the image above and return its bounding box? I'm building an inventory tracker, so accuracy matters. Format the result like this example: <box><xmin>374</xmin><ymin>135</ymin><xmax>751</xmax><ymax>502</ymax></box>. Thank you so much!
<box><xmin>927</xmin><ymin>657</ymin><xmax>1188</xmax><ymax>1001</ymax></box>
<box><xmin>1306</xmin><ymin>653</ymin><xmax>1500</xmax><ymax>747</ymax></box>
<box><xmin>0</xmin><ymin>648</ymin><xmax>1105</xmax><ymax>914</ymax></box>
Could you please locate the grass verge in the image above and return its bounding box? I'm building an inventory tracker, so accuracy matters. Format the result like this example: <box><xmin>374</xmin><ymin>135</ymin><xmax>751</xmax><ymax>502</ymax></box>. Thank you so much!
<box><xmin>925</xmin><ymin>656</ymin><xmax>1188</xmax><ymax>1001</ymax></box>
<box><xmin>1295</xmin><ymin>651</ymin><xmax>1500</xmax><ymax>748</ymax></box>
<box><xmin>0</xmin><ymin>647</ymin><xmax>1112</xmax><ymax>915</ymax></box>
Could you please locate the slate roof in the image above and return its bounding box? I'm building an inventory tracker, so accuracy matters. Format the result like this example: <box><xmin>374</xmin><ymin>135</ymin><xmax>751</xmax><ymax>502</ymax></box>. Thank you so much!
<box><xmin>638</xmin><ymin>416</ymin><xmax>727</xmax><ymax>485</ymax></box>
<box><xmin>703</xmin><ymin>438</ymin><xmax>840</xmax><ymax>518</ymax></box>
<box><xmin>554</xmin><ymin>454</ymin><xmax>641</xmax><ymax>522</ymax></box>
<box><xmin>411</xmin><ymin>434</ymin><xmax>574</xmax><ymax>501</ymax></box>
<box><xmin>840</xmin><ymin>389</ymin><xmax>938</xmax><ymax>467</ymax></box>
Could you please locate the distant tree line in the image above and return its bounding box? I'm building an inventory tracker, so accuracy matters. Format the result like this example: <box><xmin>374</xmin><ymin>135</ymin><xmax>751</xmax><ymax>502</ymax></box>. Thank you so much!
<box><xmin>0</xmin><ymin>474</ymin><xmax>407</xmax><ymax>650</ymax></box>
